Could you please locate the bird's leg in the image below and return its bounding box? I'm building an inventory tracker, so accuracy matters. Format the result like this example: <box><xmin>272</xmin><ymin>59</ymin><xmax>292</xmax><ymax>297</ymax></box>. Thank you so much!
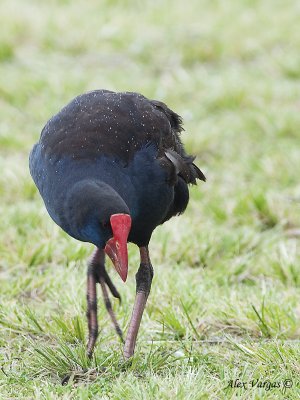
<box><xmin>123</xmin><ymin>246</ymin><xmax>153</xmax><ymax>359</ymax></box>
<box><xmin>86</xmin><ymin>249</ymin><xmax>124</xmax><ymax>359</ymax></box>
<box><xmin>99</xmin><ymin>276</ymin><xmax>124</xmax><ymax>343</ymax></box>
<box><xmin>86</xmin><ymin>253</ymin><xmax>99</xmax><ymax>358</ymax></box>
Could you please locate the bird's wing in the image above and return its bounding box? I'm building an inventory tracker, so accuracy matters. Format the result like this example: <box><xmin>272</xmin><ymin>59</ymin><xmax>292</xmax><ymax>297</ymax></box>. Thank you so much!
<box><xmin>38</xmin><ymin>90</ymin><xmax>205</xmax><ymax>184</ymax></box>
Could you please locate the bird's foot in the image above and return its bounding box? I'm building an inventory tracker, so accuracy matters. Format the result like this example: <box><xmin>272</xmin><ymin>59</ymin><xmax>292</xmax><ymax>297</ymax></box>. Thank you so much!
<box><xmin>95</xmin><ymin>263</ymin><xmax>122</xmax><ymax>304</ymax></box>
<box><xmin>86</xmin><ymin>249</ymin><xmax>124</xmax><ymax>359</ymax></box>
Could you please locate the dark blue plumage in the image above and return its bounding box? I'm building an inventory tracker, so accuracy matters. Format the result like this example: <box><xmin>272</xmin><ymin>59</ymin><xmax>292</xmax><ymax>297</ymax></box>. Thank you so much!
<box><xmin>30</xmin><ymin>142</ymin><xmax>173</xmax><ymax>247</ymax></box>
<box><xmin>30</xmin><ymin>90</ymin><xmax>205</xmax><ymax>248</ymax></box>
<box><xmin>29</xmin><ymin>89</ymin><xmax>205</xmax><ymax>360</ymax></box>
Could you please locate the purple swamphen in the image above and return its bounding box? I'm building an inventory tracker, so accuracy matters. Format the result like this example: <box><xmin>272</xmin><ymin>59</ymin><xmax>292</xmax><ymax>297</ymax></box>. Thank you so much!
<box><xmin>29</xmin><ymin>90</ymin><xmax>205</xmax><ymax>359</ymax></box>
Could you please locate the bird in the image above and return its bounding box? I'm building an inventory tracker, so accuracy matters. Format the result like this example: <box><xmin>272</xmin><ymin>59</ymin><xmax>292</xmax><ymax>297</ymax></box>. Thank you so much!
<box><xmin>29</xmin><ymin>89</ymin><xmax>206</xmax><ymax>360</ymax></box>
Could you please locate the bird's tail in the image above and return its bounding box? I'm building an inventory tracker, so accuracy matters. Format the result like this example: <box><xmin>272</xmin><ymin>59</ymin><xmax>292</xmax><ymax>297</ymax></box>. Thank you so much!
<box><xmin>163</xmin><ymin>149</ymin><xmax>206</xmax><ymax>185</ymax></box>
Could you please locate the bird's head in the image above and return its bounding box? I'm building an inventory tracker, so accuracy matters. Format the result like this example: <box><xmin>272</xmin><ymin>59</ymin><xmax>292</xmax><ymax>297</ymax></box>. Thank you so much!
<box><xmin>65</xmin><ymin>180</ymin><xmax>132</xmax><ymax>282</ymax></box>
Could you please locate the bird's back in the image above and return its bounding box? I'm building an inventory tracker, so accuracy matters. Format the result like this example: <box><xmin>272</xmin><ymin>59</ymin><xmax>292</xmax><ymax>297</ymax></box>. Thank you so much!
<box><xmin>38</xmin><ymin>90</ymin><xmax>181</xmax><ymax>163</ymax></box>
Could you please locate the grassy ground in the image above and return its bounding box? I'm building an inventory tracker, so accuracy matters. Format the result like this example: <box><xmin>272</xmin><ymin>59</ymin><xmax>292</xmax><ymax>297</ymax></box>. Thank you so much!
<box><xmin>1</xmin><ymin>0</ymin><xmax>300</xmax><ymax>398</ymax></box>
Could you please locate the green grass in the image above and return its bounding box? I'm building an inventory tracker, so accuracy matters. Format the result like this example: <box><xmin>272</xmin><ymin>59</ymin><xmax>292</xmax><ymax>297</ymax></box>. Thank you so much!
<box><xmin>1</xmin><ymin>0</ymin><xmax>300</xmax><ymax>398</ymax></box>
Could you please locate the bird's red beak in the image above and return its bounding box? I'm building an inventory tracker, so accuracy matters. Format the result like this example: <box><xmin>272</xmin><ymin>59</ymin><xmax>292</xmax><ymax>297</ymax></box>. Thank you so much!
<box><xmin>104</xmin><ymin>213</ymin><xmax>131</xmax><ymax>282</ymax></box>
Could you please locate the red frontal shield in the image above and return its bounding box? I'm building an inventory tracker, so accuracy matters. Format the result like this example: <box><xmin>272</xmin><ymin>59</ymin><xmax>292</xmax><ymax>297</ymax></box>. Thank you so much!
<box><xmin>104</xmin><ymin>214</ymin><xmax>131</xmax><ymax>282</ymax></box>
